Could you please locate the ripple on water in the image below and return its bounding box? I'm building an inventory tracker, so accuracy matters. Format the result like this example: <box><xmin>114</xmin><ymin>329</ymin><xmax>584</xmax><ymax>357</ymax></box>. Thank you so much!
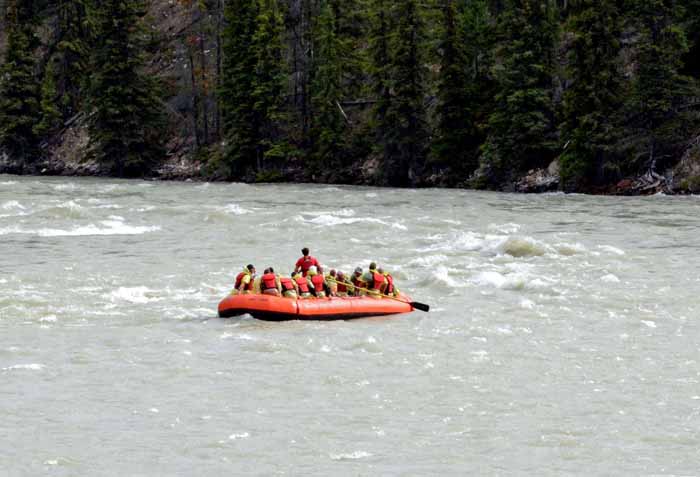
<box><xmin>329</xmin><ymin>451</ymin><xmax>373</xmax><ymax>461</ymax></box>
<box><xmin>2</xmin><ymin>364</ymin><xmax>46</xmax><ymax>371</ymax></box>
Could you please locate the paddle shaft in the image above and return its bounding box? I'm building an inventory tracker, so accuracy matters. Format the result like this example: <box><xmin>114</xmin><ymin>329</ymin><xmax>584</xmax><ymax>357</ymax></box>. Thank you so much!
<box><xmin>327</xmin><ymin>278</ymin><xmax>430</xmax><ymax>312</ymax></box>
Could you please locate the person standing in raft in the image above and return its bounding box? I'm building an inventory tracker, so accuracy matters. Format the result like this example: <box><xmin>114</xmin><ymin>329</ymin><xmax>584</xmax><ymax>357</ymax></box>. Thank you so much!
<box><xmin>279</xmin><ymin>272</ymin><xmax>299</xmax><ymax>299</ymax></box>
<box><xmin>233</xmin><ymin>264</ymin><xmax>256</xmax><ymax>294</ymax></box>
<box><xmin>307</xmin><ymin>266</ymin><xmax>328</xmax><ymax>298</ymax></box>
<box><xmin>260</xmin><ymin>267</ymin><xmax>282</xmax><ymax>296</ymax></box>
<box><xmin>294</xmin><ymin>247</ymin><xmax>323</xmax><ymax>277</ymax></box>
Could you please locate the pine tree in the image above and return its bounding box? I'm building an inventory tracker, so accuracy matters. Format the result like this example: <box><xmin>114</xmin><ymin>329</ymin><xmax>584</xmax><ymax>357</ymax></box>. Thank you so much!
<box><xmin>630</xmin><ymin>0</ymin><xmax>694</xmax><ymax>173</ymax></box>
<box><xmin>328</xmin><ymin>0</ymin><xmax>367</xmax><ymax>98</ymax></box>
<box><xmin>219</xmin><ymin>0</ymin><xmax>258</xmax><ymax>178</ymax></box>
<box><xmin>0</xmin><ymin>0</ymin><xmax>40</xmax><ymax>161</ymax></box>
<box><xmin>309</xmin><ymin>0</ymin><xmax>347</xmax><ymax>173</ymax></box>
<box><xmin>55</xmin><ymin>0</ymin><xmax>90</xmax><ymax>119</ymax></box>
<box><xmin>370</xmin><ymin>0</ymin><xmax>428</xmax><ymax>186</ymax></box>
<box><xmin>431</xmin><ymin>0</ymin><xmax>489</xmax><ymax>180</ymax></box>
<box><xmin>250</xmin><ymin>0</ymin><xmax>287</xmax><ymax>173</ymax></box>
<box><xmin>559</xmin><ymin>0</ymin><xmax>623</xmax><ymax>191</ymax></box>
<box><xmin>478</xmin><ymin>0</ymin><xmax>558</xmax><ymax>188</ymax></box>
<box><xmin>369</xmin><ymin>0</ymin><xmax>392</xmax><ymax>160</ymax></box>
<box><xmin>34</xmin><ymin>59</ymin><xmax>63</xmax><ymax>137</ymax></box>
<box><xmin>88</xmin><ymin>0</ymin><xmax>166</xmax><ymax>177</ymax></box>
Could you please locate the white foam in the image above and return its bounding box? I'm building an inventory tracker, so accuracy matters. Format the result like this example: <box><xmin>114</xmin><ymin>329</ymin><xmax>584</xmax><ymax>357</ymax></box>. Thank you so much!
<box><xmin>472</xmin><ymin>271</ymin><xmax>507</xmax><ymax>288</ymax></box>
<box><xmin>108</xmin><ymin>287</ymin><xmax>160</xmax><ymax>304</ymax></box>
<box><xmin>3</xmin><ymin>364</ymin><xmax>45</xmax><ymax>371</ymax></box>
<box><xmin>488</xmin><ymin>223</ymin><xmax>521</xmax><ymax>234</ymax></box>
<box><xmin>0</xmin><ymin>181</ymin><xmax>18</xmax><ymax>185</ymax></box>
<box><xmin>433</xmin><ymin>266</ymin><xmax>469</xmax><ymax>288</ymax></box>
<box><xmin>304</xmin><ymin>208</ymin><xmax>356</xmax><ymax>217</ymax></box>
<box><xmin>56</xmin><ymin>200</ymin><xmax>83</xmax><ymax>210</ymax></box>
<box><xmin>330</xmin><ymin>451</ymin><xmax>372</xmax><ymax>460</ymax></box>
<box><xmin>223</xmin><ymin>203</ymin><xmax>251</xmax><ymax>215</ymax></box>
<box><xmin>228</xmin><ymin>432</ymin><xmax>250</xmax><ymax>440</ymax></box>
<box><xmin>409</xmin><ymin>254</ymin><xmax>448</xmax><ymax>267</ymax></box>
<box><xmin>599</xmin><ymin>245</ymin><xmax>625</xmax><ymax>256</ymax></box>
<box><xmin>301</xmin><ymin>214</ymin><xmax>402</xmax><ymax>230</ymax></box>
<box><xmin>2</xmin><ymin>200</ymin><xmax>24</xmax><ymax>210</ymax></box>
<box><xmin>37</xmin><ymin>221</ymin><xmax>160</xmax><ymax>237</ymax></box>
<box><xmin>39</xmin><ymin>315</ymin><xmax>57</xmax><ymax>322</ymax></box>
<box><xmin>52</xmin><ymin>183</ymin><xmax>77</xmax><ymax>191</ymax></box>
<box><xmin>601</xmin><ymin>274</ymin><xmax>620</xmax><ymax>283</ymax></box>
<box><xmin>642</xmin><ymin>320</ymin><xmax>657</xmax><ymax>328</ymax></box>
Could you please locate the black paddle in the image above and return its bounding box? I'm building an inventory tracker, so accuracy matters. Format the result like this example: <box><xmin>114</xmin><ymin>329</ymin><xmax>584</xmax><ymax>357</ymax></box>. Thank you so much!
<box><xmin>327</xmin><ymin>278</ymin><xmax>430</xmax><ymax>312</ymax></box>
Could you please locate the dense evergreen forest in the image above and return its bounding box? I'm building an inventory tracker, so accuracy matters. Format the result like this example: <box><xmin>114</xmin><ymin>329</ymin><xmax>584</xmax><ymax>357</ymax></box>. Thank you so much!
<box><xmin>1</xmin><ymin>0</ymin><xmax>700</xmax><ymax>193</ymax></box>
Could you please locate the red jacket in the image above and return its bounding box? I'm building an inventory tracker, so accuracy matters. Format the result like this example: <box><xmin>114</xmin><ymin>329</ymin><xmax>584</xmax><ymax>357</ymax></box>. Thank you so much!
<box><xmin>296</xmin><ymin>255</ymin><xmax>321</xmax><ymax>276</ymax></box>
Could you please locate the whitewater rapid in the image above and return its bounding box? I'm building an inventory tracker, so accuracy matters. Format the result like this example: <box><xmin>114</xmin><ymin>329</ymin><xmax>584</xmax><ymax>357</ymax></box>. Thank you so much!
<box><xmin>2</xmin><ymin>175</ymin><xmax>700</xmax><ymax>475</ymax></box>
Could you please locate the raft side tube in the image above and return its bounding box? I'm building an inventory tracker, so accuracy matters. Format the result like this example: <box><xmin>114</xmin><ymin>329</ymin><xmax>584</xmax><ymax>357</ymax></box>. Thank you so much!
<box><xmin>218</xmin><ymin>293</ymin><xmax>414</xmax><ymax>321</ymax></box>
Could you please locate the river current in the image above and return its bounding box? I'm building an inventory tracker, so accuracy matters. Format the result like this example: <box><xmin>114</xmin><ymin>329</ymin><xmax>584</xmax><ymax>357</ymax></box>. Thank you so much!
<box><xmin>1</xmin><ymin>175</ymin><xmax>700</xmax><ymax>475</ymax></box>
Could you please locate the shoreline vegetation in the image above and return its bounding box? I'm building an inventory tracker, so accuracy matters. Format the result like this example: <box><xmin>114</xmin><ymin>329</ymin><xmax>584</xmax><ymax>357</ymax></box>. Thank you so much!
<box><xmin>1</xmin><ymin>1</ymin><xmax>699</xmax><ymax>195</ymax></box>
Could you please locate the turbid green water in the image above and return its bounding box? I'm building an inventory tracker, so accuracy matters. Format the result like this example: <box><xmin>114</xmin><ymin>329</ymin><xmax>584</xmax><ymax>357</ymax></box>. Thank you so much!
<box><xmin>2</xmin><ymin>175</ymin><xmax>700</xmax><ymax>475</ymax></box>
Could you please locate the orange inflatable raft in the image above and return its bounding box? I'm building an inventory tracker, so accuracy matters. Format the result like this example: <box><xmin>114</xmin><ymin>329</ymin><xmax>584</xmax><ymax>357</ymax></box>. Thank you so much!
<box><xmin>218</xmin><ymin>293</ymin><xmax>416</xmax><ymax>321</ymax></box>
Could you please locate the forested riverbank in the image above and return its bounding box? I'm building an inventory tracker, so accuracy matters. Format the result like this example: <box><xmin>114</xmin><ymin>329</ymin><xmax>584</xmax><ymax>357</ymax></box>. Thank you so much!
<box><xmin>1</xmin><ymin>0</ymin><xmax>700</xmax><ymax>193</ymax></box>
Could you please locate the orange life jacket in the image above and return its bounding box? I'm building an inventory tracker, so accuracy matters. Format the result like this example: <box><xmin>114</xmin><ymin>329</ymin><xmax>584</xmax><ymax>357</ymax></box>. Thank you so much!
<box><xmin>384</xmin><ymin>274</ymin><xmax>395</xmax><ymax>295</ymax></box>
<box><xmin>234</xmin><ymin>271</ymin><xmax>253</xmax><ymax>291</ymax></box>
<box><xmin>295</xmin><ymin>276</ymin><xmax>310</xmax><ymax>294</ymax></box>
<box><xmin>310</xmin><ymin>274</ymin><xmax>325</xmax><ymax>295</ymax></box>
<box><xmin>280</xmin><ymin>277</ymin><xmax>295</xmax><ymax>292</ymax></box>
<box><xmin>371</xmin><ymin>272</ymin><xmax>385</xmax><ymax>291</ymax></box>
<box><xmin>261</xmin><ymin>273</ymin><xmax>277</xmax><ymax>291</ymax></box>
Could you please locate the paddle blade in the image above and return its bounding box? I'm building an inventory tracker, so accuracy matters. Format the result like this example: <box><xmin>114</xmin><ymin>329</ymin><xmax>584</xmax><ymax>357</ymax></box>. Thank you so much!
<box><xmin>411</xmin><ymin>302</ymin><xmax>430</xmax><ymax>312</ymax></box>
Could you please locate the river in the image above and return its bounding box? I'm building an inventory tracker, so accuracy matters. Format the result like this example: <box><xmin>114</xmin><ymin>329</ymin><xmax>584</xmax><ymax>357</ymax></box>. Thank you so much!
<box><xmin>1</xmin><ymin>175</ymin><xmax>699</xmax><ymax>475</ymax></box>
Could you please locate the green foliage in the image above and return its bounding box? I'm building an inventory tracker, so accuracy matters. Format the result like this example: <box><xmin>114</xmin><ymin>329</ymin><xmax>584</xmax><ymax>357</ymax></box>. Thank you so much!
<box><xmin>559</xmin><ymin>0</ymin><xmax>624</xmax><ymax>191</ymax></box>
<box><xmin>87</xmin><ymin>0</ymin><xmax>166</xmax><ymax>177</ymax></box>
<box><xmin>55</xmin><ymin>0</ymin><xmax>90</xmax><ymax>119</ymax></box>
<box><xmin>628</xmin><ymin>0</ymin><xmax>696</xmax><ymax>173</ymax></box>
<box><xmin>309</xmin><ymin>0</ymin><xmax>348</xmax><ymax>174</ymax></box>
<box><xmin>219</xmin><ymin>0</ymin><xmax>258</xmax><ymax>178</ymax></box>
<box><xmin>219</xmin><ymin>0</ymin><xmax>287</xmax><ymax>178</ymax></box>
<box><xmin>370</xmin><ymin>0</ymin><xmax>428</xmax><ymax>186</ymax></box>
<box><xmin>0</xmin><ymin>0</ymin><xmax>40</xmax><ymax>160</ymax></box>
<box><xmin>34</xmin><ymin>58</ymin><xmax>63</xmax><ymax>137</ymax></box>
<box><xmin>431</xmin><ymin>0</ymin><xmax>491</xmax><ymax>181</ymax></box>
<box><xmin>478</xmin><ymin>0</ymin><xmax>558</xmax><ymax>187</ymax></box>
<box><xmin>251</xmin><ymin>0</ymin><xmax>288</xmax><ymax>170</ymax></box>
